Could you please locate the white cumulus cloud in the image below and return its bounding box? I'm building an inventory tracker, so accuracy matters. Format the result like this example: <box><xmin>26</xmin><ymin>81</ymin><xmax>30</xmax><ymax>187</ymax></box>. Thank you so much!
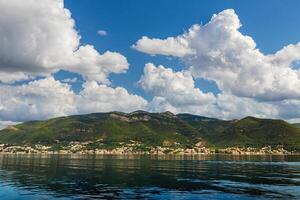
<box><xmin>132</xmin><ymin>36</ymin><xmax>194</xmax><ymax>57</ymax></box>
<box><xmin>0</xmin><ymin>77</ymin><xmax>148</xmax><ymax>122</ymax></box>
<box><xmin>0</xmin><ymin>0</ymin><xmax>128</xmax><ymax>83</ymax></box>
<box><xmin>0</xmin><ymin>77</ymin><xmax>76</xmax><ymax>122</ymax></box>
<box><xmin>77</xmin><ymin>81</ymin><xmax>148</xmax><ymax>114</ymax></box>
<box><xmin>133</xmin><ymin>9</ymin><xmax>300</xmax><ymax>102</ymax></box>
<box><xmin>139</xmin><ymin>63</ymin><xmax>216</xmax><ymax>107</ymax></box>
<box><xmin>140</xmin><ymin>63</ymin><xmax>279</xmax><ymax>120</ymax></box>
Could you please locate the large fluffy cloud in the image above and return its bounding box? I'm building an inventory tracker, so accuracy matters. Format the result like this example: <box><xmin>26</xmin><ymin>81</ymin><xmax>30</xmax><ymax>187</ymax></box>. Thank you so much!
<box><xmin>0</xmin><ymin>77</ymin><xmax>76</xmax><ymax>122</ymax></box>
<box><xmin>77</xmin><ymin>81</ymin><xmax>147</xmax><ymax>114</ymax></box>
<box><xmin>0</xmin><ymin>0</ymin><xmax>146</xmax><ymax>127</ymax></box>
<box><xmin>0</xmin><ymin>77</ymin><xmax>147</xmax><ymax>123</ymax></box>
<box><xmin>133</xmin><ymin>9</ymin><xmax>300</xmax><ymax>102</ymax></box>
<box><xmin>139</xmin><ymin>63</ymin><xmax>279</xmax><ymax>119</ymax></box>
<box><xmin>139</xmin><ymin>63</ymin><xmax>219</xmax><ymax>117</ymax></box>
<box><xmin>139</xmin><ymin>63</ymin><xmax>216</xmax><ymax>107</ymax></box>
<box><xmin>0</xmin><ymin>0</ymin><xmax>128</xmax><ymax>83</ymax></box>
<box><xmin>215</xmin><ymin>93</ymin><xmax>278</xmax><ymax>119</ymax></box>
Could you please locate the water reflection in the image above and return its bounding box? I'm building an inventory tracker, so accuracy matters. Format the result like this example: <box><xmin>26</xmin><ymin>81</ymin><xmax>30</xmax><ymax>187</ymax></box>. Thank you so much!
<box><xmin>0</xmin><ymin>154</ymin><xmax>300</xmax><ymax>199</ymax></box>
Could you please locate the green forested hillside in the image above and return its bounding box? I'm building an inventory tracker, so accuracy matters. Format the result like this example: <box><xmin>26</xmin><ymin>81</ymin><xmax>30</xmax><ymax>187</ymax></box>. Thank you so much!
<box><xmin>0</xmin><ymin>111</ymin><xmax>200</xmax><ymax>148</ymax></box>
<box><xmin>210</xmin><ymin>117</ymin><xmax>300</xmax><ymax>150</ymax></box>
<box><xmin>1</xmin><ymin>111</ymin><xmax>300</xmax><ymax>150</ymax></box>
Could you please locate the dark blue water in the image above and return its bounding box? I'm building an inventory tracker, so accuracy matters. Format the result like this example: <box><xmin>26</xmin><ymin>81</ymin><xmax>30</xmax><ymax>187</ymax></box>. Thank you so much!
<box><xmin>0</xmin><ymin>154</ymin><xmax>300</xmax><ymax>199</ymax></box>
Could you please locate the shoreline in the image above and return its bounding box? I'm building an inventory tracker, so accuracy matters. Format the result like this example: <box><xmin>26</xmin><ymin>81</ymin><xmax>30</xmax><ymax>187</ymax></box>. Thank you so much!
<box><xmin>0</xmin><ymin>143</ymin><xmax>298</xmax><ymax>156</ymax></box>
<box><xmin>0</xmin><ymin>151</ymin><xmax>298</xmax><ymax>156</ymax></box>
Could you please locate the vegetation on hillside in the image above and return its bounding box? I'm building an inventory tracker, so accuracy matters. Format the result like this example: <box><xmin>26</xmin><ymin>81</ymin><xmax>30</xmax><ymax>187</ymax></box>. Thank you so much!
<box><xmin>1</xmin><ymin>111</ymin><xmax>300</xmax><ymax>150</ymax></box>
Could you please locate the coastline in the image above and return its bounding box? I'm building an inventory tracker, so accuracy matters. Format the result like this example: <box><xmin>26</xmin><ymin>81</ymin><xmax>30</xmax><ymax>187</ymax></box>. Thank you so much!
<box><xmin>0</xmin><ymin>152</ymin><xmax>298</xmax><ymax>156</ymax></box>
<box><xmin>0</xmin><ymin>144</ymin><xmax>297</xmax><ymax>155</ymax></box>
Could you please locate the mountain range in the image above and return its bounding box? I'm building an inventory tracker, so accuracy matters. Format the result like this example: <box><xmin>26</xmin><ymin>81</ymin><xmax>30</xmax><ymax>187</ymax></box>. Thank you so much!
<box><xmin>1</xmin><ymin>111</ymin><xmax>300</xmax><ymax>150</ymax></box>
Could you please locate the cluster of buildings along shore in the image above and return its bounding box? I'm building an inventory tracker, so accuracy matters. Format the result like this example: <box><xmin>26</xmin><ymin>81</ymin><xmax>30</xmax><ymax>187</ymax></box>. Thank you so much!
<box><xmin>0</xmin><ymin>142</ymin><xmax>295</xmax><ymax>155</ymax></box>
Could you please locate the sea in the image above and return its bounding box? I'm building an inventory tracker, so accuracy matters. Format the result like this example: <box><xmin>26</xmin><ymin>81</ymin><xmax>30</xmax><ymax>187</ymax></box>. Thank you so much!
<box><xmin>0</xmin><ymin>154</ymin><xmax>299</xmax><ymax>199</ymax></box>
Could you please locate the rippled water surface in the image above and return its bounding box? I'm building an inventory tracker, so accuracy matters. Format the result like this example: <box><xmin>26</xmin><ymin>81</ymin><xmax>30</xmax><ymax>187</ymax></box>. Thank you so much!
<box><xmin>0</xmin><ymin>154</ymin><xmax>300</xmax><ymax>199</ymax></box>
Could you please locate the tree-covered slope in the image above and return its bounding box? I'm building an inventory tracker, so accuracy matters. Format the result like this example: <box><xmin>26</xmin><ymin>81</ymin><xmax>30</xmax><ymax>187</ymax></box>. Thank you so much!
<box><xmin>211</xmin><ymin>117</ymin><xmax>300</xmax><ymax>150</ymax></box>
<box><xmin>0</xmin><ymin>111</ymin><xmax>203</xmax><ymax>147</ymax></box>
<box><xmin>176</xmin><ymin>113</ymin><xmax>231</xmax><ymax>142</ymax></box>
<box><xmin>1</xmin><ymin>111</ymin><xmax>300</xmax><ymax>150</ymax></box>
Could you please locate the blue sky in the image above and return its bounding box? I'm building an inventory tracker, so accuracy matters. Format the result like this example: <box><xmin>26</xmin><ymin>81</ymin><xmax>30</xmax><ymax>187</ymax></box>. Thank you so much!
<box><xmin>64</xmin><ymin>0</ymin><xmax>300</xmax><ymax>99</ymax></box>
<box><xmin>1</xmin><ymin>0</ymin><xmax>300</xmax><ymax>126</ymax></box>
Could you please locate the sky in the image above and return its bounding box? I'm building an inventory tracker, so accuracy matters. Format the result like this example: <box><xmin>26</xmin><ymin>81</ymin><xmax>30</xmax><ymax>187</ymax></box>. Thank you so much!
<box><xmin>1</xmin><ymin>0</ymin><xmax>300</xmax><ymax>128</ymax></box>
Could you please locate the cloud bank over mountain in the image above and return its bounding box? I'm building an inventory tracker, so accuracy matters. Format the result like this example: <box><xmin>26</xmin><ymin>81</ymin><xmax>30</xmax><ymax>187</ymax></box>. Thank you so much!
<box><xmin>0</xmin><ymin>0</ymin><xmax>146</xmax><ymax>125</ymax></box>
<box><xmin>134</xmin><ymin>9</ymin><xmax>300</xmax><ymax>121</ymax></box>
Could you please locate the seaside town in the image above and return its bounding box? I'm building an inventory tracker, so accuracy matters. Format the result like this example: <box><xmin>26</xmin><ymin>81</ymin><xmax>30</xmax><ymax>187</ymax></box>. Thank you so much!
<box><xmin>0</xmin><ymin>141</ymin><xmax>293</xmax><ymax>155</ymax></box>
